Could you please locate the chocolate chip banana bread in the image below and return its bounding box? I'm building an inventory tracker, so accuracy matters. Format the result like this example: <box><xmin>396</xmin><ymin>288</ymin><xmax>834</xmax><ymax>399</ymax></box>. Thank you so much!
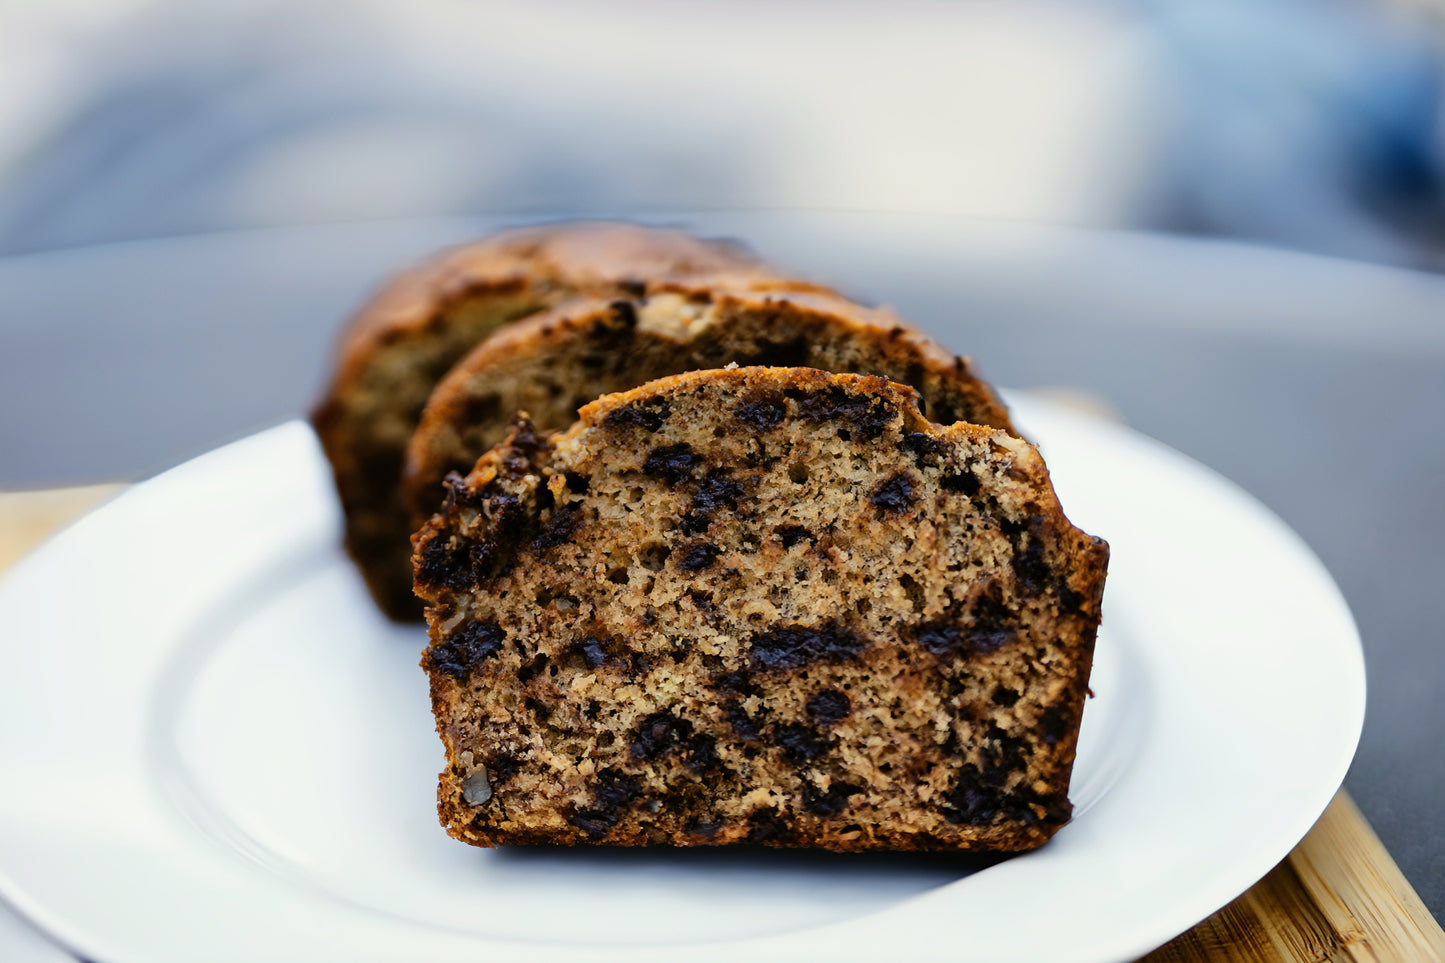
<box><xmin>402</xmin><ymin>286</ymin><xmax>1013</xmax><ymax>553</ymax></box>
<box><xmin>312</xmin><ymin>222</ymin><xmax>804</xmax><ymax>619</ymax></box>
<box><xmin>414</xmin><ymin>367</ymin><xmax>1107</xmax><ymax>852</ymax></box>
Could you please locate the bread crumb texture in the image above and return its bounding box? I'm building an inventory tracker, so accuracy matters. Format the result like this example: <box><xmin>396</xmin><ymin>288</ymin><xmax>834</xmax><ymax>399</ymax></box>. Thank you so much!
<box><xmin>403</xmin><ymin>288</ymin><xmax>1011</xmax><ymax>541</ymax></box>
<box><xmin>415</xmin><ymin>367</ymin><xmax>1107</xmax><ymax>852</ymax></box>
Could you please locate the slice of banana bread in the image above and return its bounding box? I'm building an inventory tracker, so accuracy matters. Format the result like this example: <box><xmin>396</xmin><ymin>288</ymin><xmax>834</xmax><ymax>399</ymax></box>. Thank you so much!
<box><xmin>402</xmin><ymin>286</ymin><xmax>1013</xmax><ymax>556</ymax></box>
<box><xmin>414</xmin><ymin>367</ymin><xmax>1107</xmax><ymax>852</ymax></box>
<box><xmin>311</xmin><ymin>222</ymin><xmax>803</xmax><ymax>619</ymax></box>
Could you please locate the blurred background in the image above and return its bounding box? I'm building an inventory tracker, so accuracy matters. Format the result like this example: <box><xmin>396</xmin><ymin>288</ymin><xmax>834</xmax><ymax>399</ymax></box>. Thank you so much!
<box><xmin>0</xmin><ymin>0</ymin><xmax>1443</xmax><ymax>265</ymax></box>
<box><xmin>1</xmin><ymin>0</ymin><xmax>1444</xmax><ymax>948</ymax></box>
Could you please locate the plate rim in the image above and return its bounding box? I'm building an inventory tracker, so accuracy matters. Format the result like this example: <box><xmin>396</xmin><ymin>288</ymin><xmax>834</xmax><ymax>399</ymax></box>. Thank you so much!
<box><xmin>0</xmin><ymin>401</ymin><xmax>1365</xmax><ymax>963</ymax></box>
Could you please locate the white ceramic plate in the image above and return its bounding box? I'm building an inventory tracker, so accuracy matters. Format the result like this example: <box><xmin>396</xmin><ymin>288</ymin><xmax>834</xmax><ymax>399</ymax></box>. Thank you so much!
<box><xmin>0</xmin><ymin>395</ymin><xmax>1364</xmax><ymax>963</ymax></box>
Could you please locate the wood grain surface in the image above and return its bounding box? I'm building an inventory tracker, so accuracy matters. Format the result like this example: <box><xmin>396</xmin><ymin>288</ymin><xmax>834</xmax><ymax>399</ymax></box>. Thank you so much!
<box><xmin>2</xmin><ymin>486</ymin><xmax>1442</xmax><ymax>962</ymax></box>
<box><xmin>1143</xmin><ymin>792</ymin><xmax>1445</xmax><ymax>962</ymax></box>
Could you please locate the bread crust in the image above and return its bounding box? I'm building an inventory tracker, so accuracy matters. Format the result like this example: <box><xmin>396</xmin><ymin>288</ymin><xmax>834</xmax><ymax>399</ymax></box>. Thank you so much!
<box><xmin>311</xmin><ymin>222</ymin><xmax>806</xmax><ymax>619</ymax></box>
<box><xmin>416</xmin><ymin>367</ymin><xmax>1107</xmax><ymax>853</ymax></box>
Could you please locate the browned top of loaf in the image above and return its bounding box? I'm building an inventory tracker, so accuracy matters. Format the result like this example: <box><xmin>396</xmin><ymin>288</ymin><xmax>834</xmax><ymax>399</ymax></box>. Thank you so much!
<box><xmin>324</xmin><ymin>222</ymin><xmax>800</xmax><ymax>392</ymax></box>
<box><xmin>401</xmin><ymin>286</ymin><xmax>1014</xmax><ymax>527</ymax></box>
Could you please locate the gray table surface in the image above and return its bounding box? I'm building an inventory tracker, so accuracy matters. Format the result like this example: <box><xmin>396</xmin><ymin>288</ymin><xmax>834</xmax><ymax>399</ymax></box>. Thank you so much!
<box><xmin>2</xmin><ymin>212</ymin><xmax>1442</xmax><ymax>948</ymax></box>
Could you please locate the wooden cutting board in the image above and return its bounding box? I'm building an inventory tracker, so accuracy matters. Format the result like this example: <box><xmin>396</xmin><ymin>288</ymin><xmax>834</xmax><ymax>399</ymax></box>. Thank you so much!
<box><xmin>2</xmin><ymin>486</ymin><xmax>1442</xmax><ymax>962</ymax></box>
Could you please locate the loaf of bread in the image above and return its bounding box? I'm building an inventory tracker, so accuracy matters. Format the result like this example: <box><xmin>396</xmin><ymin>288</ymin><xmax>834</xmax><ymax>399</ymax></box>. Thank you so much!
<box><xmin>402</xmin><ymin>286</ymin><xmax>1014</xmax><ymax>555</ymax></box>
<box><xmin>311</xmin><ymin>222</ymin><xmax>801</xmax><ymax>619</ymax></box>
<box><xmin>414</xmin><ymin>367</ymin><xmax>1107</xmax><ymax>851</ymax></box>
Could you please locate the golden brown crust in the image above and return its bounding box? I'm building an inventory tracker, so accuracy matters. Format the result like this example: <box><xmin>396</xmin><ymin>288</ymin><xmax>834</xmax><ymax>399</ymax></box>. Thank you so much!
<box><xmin>401</xmin><ymin>287</ymin><xmax>1014</xmax><ymax>537</ymax></box>
<box><xmin>415</xmin><ymin>367</ymin><xmax>1107</xmax><ymax>853</ymax></box>
<box><xmin>324</xmin><ymin>222</ymin><xmax>787</xmax><ymax>377</ymax></box>
<box><xmin>310</xmin><ymin>222</ymin><xmax>808</xmax><ymax>619</ymax></box>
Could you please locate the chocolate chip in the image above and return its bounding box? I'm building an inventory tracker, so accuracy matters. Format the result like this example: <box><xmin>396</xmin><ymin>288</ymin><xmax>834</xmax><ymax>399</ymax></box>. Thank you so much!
<box><xmin>871</xmin><ymin>472</ymin><xmax>917</xmax><ymax>514</ymax></box>
<box><xmin>941</xmin><ymin>469</ymin><xmax>981</xmax><ymax>497</ymax></box>
<box><xmin>568</xmin><ymin>811</ymin><xmax>618</xmax><ymax>838</ymax></box>
<box><xmin>942</xmin><ymin>765</ymin><xmax>1002</xmax><ymax>825</ymax></box>
<box><xmin>1009</xmin><ymin>516</ymin><xmax>1053</xmax><ymax>591</ymax></box>
<box><xmin>991</xmin><ymin>686</ymin><xmax>1021</xmax><ymax>707</ymax></box>
<box><xmin>643</xmin><ymin>443</ymin><xmax>701</xmax><ymax>485</ymax></box>
<box><xmin>793</xmin><ymin>386</ymin><xmax>859</xmax><ymax>421</ymax></box>
<box><xmin>632</xmin><ymin>712</ymin><xmax>694</xmax><ymax>758</ymax></box>
<box><xmin>912</xmin><ymin>618</ymin><xmax>1009</xmax><ymax>659</ymax></box>
<box><xmin>500</xmin><ymin>419</ymin><xmax>549</xmax><ymax>477</ymax></box>
<box><xmin>594</xmin><ymin>771</ymin><xmax>641</xmax><ymax>808</ymax></box>
<box><xmin>968</xmin><ymin>589</ymin><xmax>1018</xmax><ymax>652</ymax></box>
<box><xmin>713</xmin><ymin>671</ymin><xmax>756</xmax><ymax>696</ymax></box>
<box><xmin>680</xmin><ymin>470</ymin><xmax>743</xmax><ymax>535</ymax></box>
<box><xmin>440</xmin><ymin>470</ymin><xmax>485</xmax><ymax>512</ymax></box>
<box><xmin>604</xmin><ymin>399</ymin><xmax>672</xmax><ymax>432</ymax></box>
<box><xmin>569</xmin><ymin>770</ymin><xmax>642</xmax><ymax>839</ymax></box>
<box><xmin>420</xmin><ymin>486</ymin><xmax>534</xmax><ymax>589</ymax></box>
<box><xmin>775</xmin><ymin>723</ymin><xmax>831</xmax><ymax>761</ymax></box>
<box><xmin>428</xmin><ymin>620</ymin><xmax>505</xmax><ymax>678</ymax></box>
<box><xmin>795</xmin><ymin>386</ymin><xmax>896</xmax><ymax>440</ymax></box>
<box><xmin>629</xmin><ymin>712</ymin><xmax>720</xmax><ymax>773</ymax></box>
<box><xmin>531</xmin><ymin>502</ymin><xmax>582</xmax><ymax>553</ymax></box>
<box><xmin>677</xmin><ymin>541</ymin><xmax>722</xmax><ymax>573</ymax></box>
<box><xmin>803</xmin><ymin>781</ymin><xmax>862</xmax><ymax>817</ymax></box>
<box><xmin>724</xmin><ymin>700</ymin><xmax>765</xmax><ymax>742</ymax></box>
<box><xmin>913</xmin><ymin>622</ymin><xmax>963</xmax><ymax>657</ymax></box>
<box><xmin>686</xmin><ymin>819</ymin><xmax>724</xmax><ymax>839</ymax></box>
<box><xmin>748</xmin><ymin>622</ymin><xmax>867</xmax><ymax>672</ymax></box>
<box><xmin>735</xmin><ymin>398</ymin><xmax>787</xmax><ymax>431</ymax></box>
<box><xmin>982</xmin><ymin>725</ymin><xmax>1031</xmax><ymax>777</ymax></box>
<box><xmin>911</xmin><ymin>589</ymin><xmax>1018</xmax><ymax>659</ymax></box>
<box><xmin>806</xmin><ymin>690</ymin><xmax>852</xmax><ymax>725</ymax></box>
<box><xmin>900</xmin><ymin>432</ymin><xmax>944</xmax><ymax>459</ymax></box>
<box><xmin>942</xmin><ymin>763</ymin><xmax>1069</xmax><ymax>829</ymax></box>
<box><xmin>575</xmin><ymin>636</ymin><xmax>608</xmax><ymax>669</ymax></box>
<box><xmin>485</xmin><ymin>753</ymin><xmax>522</xmax><ymax>784</ymax></box>
<box><xmin>480</xmin><ymin>494</ymin><xmax>530</xmax><ymax>573</ymax></box>
<box><xmin>686</xmin><ymin>732</ymin><xmax>721</xmax><ymax>773</ymax></box>
<box><xmin>775</xmin><ymin>525</ymin><xmax>812</xmax><ymax>549</ymax></box>
<box><xmin>694</xmin><ymin>471</ymin><xmax>743</xmax><ymax>510</ymax></box>
<box><xmin>1057</xmin><ymin>583</ymin><xmax>1085</xmax><ymax>615</ymax></box>
<box><xmin>607</xmin><ymin>299</ymin><xmax>638</xmax><ymax>328</ymax></box>
<box><xmin>1040</xmin><ymin>705</ymin><xmax>1069</xmax><ymax>746</ymax></box>
<box><xmin>744</xmin><ymin>808</ymin><xmax>794</xmax><ymax>844</ymax></box>
<box><xmin>630</xmin><ymin>712</ymin><xmax>686</xmax><ymax>762</ymax></box>
<box><xmin>415</xmin><ymin>531</ymin><xmax>476</xmax><ymax>592</ymax></box>
<box><xmin>942</xmin><ymin>724</ymin><xmax>1053</xmax><ymax>827</ymax></box>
